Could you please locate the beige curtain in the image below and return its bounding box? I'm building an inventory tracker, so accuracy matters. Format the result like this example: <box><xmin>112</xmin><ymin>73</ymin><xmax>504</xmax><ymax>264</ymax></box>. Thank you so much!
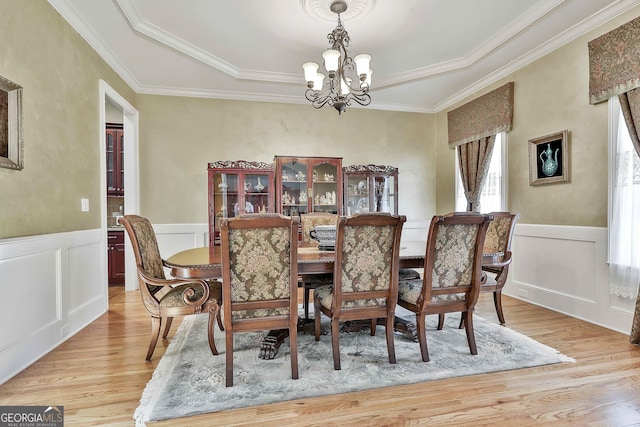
<box><xmin>457</xmin><ymin>135</ymin><xmax>495</xmax><ymax>212</ymax></box>
<box><xmin>447</xmin><ymin>82</ymin><xmax>512</xmax><ymax>212</ymax></box>
<box><xmin>619</xmin><ymin>90</ymin><xmax>640</xmax><ymax>345</ymax></box>
<box><xmin>589</xmin><ymin>17</ymin><xmax>640</xmax><ymax>345</ymax></box>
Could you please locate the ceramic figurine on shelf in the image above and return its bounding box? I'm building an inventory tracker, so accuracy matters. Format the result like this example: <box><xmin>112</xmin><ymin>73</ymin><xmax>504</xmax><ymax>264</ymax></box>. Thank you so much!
<box><xmin>300</xmin><ymin>190</ymin><xmax>307</xmax><ymax>201</ymax></box>
<box><xmin>244</xmin><ymin>181</ymin><xmax>252</xmax><ymax>192</ymax></box>
<box><xmin>295</xmin><ymin>171</ymin><xmax>306</xmax><ymax>181</ymax></box>
<box><xmin>313</xmin><ymin>170</ymin><xmax>319</xmax><ymax>181</ymax></box>
<box><xmin>254</xmin><ymin>177</ymin><xmax>265</xmax><ymax>192</ymax></box>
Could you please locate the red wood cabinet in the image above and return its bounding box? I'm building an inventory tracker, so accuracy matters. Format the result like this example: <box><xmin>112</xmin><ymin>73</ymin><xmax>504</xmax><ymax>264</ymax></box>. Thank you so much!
<box><xmin>207</xmin><ymin>160</ymin><xmax>275</xmax><ymax>246</ymax></box>
<box><xmin>106</xmin><ymin>124</ymin><xmax>124</xmax><ymax>196</ymax></box>
<box><xmin>108</xmin><ymin>231</ymin><xmax>125</xmax><ymax>285</ymax></box>
<box><xmin>343</xmin><ymin>164</ymin><xmax>398</xmax><ymax>215</ymax></box>
<box><xmin>274</xmin><ymin>156</ymin><xmax>343</xmax><ymax>217</ymax></box>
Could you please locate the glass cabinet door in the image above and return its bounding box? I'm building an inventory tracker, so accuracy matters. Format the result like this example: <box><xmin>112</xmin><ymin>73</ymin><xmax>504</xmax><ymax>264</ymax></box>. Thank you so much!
<box><xmin>244</xmin><ymin>173</ymin><xmax>272</xmax><ymax>214</ymax></box>
<box><xmin>311</xmin><ymin>161</ymin><xmax>340</xmax><ymax>214</ymax></box>
<box><xmin>279</xmin><ymin>160</ymin><xmax>309</xmax><ymax>217</ymax></box>
<box><xmin>373</xmin><ymin>175</ymin><xmax>395</xmax><ymax>213</ymax></box>
<box><xmin>345</xmin><ymin>173</ymin><xmax>370</xmax><ymax>215</ymax></box>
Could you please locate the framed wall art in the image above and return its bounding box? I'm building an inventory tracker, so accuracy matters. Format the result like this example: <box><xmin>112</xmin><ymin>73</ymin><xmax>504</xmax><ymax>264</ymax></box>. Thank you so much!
<box><xmin>528</xmin><ymin>130</ymin><xmax>568</xmax><ymax>186</ymax></box>
<box><xmin>0</xmin><ymin>74</ymin><xmax>23</xmax><ymax>170</ymax></box>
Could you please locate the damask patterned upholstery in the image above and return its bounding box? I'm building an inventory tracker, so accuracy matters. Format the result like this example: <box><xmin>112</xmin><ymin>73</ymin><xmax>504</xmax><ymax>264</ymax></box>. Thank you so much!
<box><xmin>119</xmin><ymin>215</ymin><xmax>222</xmax><ymax>361</ymax></box>
<box><xmin>314</xmin><ymin>213</ymin><xmax>406</xmax><ymax>370</ymax></box>
<box><xmin>226</xmin><ymin>226</ymin><xmax>292</xmax><ymax>319</ymax></box>
<box><xmin>397</xmin><ymin>212</ymin><xmax>491</xmax><ymax>362</ymax></box>
<box><xmin>220</xmin><ymin>214</ymin><xmax>299</xmax><ymax>387</ymax></box>
<box><xmin>480</xmin><ymin>212</ymin><xmax>519</xmax><ymax>324</ymax></box>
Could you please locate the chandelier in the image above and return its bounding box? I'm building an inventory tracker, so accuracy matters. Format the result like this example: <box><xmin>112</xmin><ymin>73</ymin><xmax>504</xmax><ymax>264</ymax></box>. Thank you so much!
<box><xmin>302</xmin><ymin>0</ymin><xmax>372</xmax><ymax>115</ymax></box>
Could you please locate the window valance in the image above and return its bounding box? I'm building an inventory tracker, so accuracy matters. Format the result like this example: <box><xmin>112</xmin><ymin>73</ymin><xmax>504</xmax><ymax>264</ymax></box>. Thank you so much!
<box><xmin>589</xmin><ymin>15</ymin><xmax>640</xmax><ymax>105</ymax></box>
<box><xmin>447</xmin><ymin>82</ymin><xmax>514</xmax><ymax>149</ymax></box>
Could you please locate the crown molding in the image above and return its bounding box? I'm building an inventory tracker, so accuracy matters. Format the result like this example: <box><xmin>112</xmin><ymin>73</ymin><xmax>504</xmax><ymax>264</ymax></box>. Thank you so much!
<box><xmin>435</xmin><ymin>0</ymin><xmax>640</xmax><ymax>112</ymax></box>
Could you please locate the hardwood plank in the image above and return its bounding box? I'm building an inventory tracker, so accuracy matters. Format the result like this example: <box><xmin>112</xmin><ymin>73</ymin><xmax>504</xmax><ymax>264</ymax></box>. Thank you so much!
<box><xmin>0</xmin><ymin>286</ymin><xmax>639</xmax><ymax>426</ymax></box>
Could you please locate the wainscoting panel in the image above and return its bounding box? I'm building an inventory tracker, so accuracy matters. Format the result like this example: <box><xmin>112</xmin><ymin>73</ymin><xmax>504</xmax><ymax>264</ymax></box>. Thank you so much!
<box><xmin>0</xmin><ymin>229</ymin><xmax>106</xmax><ymax>385</ymax></box>
<box><xmin>504</xmin><ymin>224</ymin><xmax>635</xmax><ymax>335</ymax></box>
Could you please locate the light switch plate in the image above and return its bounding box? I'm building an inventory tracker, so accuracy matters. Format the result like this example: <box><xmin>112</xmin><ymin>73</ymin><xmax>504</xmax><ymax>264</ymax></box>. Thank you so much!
<box><xmin>81</xmin><ymin>198</ymin><xmax>90</xmax><ymax>212</ymax></box>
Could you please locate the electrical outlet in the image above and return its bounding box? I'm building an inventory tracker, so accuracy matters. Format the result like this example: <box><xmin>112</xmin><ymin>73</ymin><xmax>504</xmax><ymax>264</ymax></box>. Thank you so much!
<box><xmin>518</xmin><ymin>289</ymin><xmax>528</xmax><ymax>298</ymax></box>
<box><xmin>81</xmin><ymin>198</ymin><xmax>90</xmax><ymax>212</ymax></box>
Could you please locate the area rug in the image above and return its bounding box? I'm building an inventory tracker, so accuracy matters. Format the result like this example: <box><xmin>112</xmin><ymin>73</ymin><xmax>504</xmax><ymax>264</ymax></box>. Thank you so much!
<box><xmin>134</xmin><ymin>307</ymin><xmax>573</xmax><ymax>426</ymax></box>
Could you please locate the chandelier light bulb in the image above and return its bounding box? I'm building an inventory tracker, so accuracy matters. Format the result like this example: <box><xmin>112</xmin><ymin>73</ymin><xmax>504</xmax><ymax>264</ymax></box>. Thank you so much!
<box><xmin>322</xmin><ymin>49</ymin><xmax>340</xmax><ymax>77</ymax></box>
<box><xmin>303</xmin><ymin>62</ymin><xmax>320</xmax><ymax>88</ymax></box>
<box><xmin>354</xmin><ymin>54</ymin><xmax>371</xmax><ymax>81</ymax></box>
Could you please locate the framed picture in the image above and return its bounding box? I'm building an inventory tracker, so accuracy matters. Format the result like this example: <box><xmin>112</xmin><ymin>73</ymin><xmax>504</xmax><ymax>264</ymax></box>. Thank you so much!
<box><xmin>528</xmin><ymin>130</ymin><xmax>568</xmax><ymax>186</ymax></box>
<box><xmin>0</xmin><ymin>74</ymin><xmax>23</xmax><ymax>170</ymax></box>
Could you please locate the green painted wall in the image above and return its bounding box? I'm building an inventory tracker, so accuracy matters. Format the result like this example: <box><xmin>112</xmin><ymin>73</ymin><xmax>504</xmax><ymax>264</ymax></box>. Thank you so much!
<box><xmin>136</xmin><ymin>96</ymin><xmax>435</xmax><ymax>224</ymax></box>
<box><xmin>436</xmin><ymin>5</ymin><xmax>640</xmax><ymax>227</ymax></box>
<box><xmin>0</xmin><ymin>1</ymin><xmax>135</xmax><ymax>238</ymax></box>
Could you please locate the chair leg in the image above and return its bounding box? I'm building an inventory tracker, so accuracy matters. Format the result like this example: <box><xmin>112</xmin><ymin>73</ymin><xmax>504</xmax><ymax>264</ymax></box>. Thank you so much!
<box><xmin>225</xmin><ymin>327</ymin><xmax>234</xmax><ymax>387</ymax></box>
<box><xmin>289</xmin><ymin>325</ymin><xmax>299</xmax><ymax>380</ymax></box>
<box><xmin>304</xmin><ymin>285</ymin><xmax>311</xmax><ymax>320</ymax></box>
<box><xmin>494</xmin><ymin>290</ymin><xmax>506</xmax><ymax>324</ymax></box>
<box><xmin>146</xmin><ymin>316</ymin><xmax>162</xmax><ymax>361</ymax></box>
<box><xmin>458</xmin><ymin>312</ymin><xmax>465</xmax><ymax>329</ymax></box>
<box><xmin>331</xmin><ymin>319</ymin><xmax>341</xmax><ymax>370</ymax></box>
<box><xmin>385</xmin><ymin>314</ymin><xmax>396</xmax><ymax>364</ymax></box>
<box><xmin>314</xmin><ymin>297</ymin><xmax>322</xmax><ymax>341</ymax></box>
<box><xmin>217</xmin><ymin>310</ymin><xmax>224</xmax><ymax>331</ymax></box>
<box><xmin>207</xmin><ymin>304</ymin><xmax>219</xmax><ymax>356</ymax></box>
<box><xmin>162</xmin><ymin>317</ymin><xmax>173</xmax><ymax>339</ymax></box>
<box><xmin>437</xmin><ymin>313</ymin><xmax>445</xmax><ymax>330</ymax></box>
<box><xmin>416</xmin><ymin>313</ymin><xmax>430</xmax><ymax>362</ymax></box>
<box><xmin>463</xmin><ymin>310</ymin><xmax>478</xmax><ymax>355</ymax></box>
<box><xmin>370</xmin><ymin>318</ymin><xmax>376</xmax><ymax>336</ymax></box>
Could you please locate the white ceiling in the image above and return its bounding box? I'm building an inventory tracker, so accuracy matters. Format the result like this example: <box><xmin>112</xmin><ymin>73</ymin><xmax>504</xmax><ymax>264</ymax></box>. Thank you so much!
<box><xmin>49</xmin><ymin>0</ymin><xmax>639</xmax><ymax>113</ymax></box>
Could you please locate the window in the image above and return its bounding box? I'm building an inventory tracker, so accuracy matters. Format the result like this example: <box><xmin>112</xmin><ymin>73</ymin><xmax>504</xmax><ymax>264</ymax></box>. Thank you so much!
<box><xmin>608</xmin><ymin>96</ymin><xmax>640</xmax><ymax>299</ymax></box>
<box><xmin>455</xmin><ymin>132</ymin><xmax>506</xmax><ymax>212</ymax></box>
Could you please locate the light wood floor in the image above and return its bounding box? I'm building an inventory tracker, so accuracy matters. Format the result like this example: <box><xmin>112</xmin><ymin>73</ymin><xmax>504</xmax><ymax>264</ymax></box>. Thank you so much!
<box><xmin>1</xmin><ymin>287</ymin><xmax>639</xmax><ymax>426</ymax></box>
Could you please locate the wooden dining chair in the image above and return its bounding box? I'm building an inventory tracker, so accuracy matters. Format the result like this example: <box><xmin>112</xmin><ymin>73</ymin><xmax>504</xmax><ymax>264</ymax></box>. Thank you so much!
<box><xmin>438</xmin><ymin>211</ymin><xmax>520</xmax><ymax>329</ymax></box>
<box><xmin>299</xmin><ymin>212</ymin><xmax>338</xmax><ymax>319</ymax></box>
<box><xmin>397</xmin><ymin>212</ymin><xmax>491</xmax><ymax>362</ymax></box>
<box><xmin>313</xmin><ymin>213</ymin><xmax>406</xmax><ymax>370</ymax></box>
<box><xmin>119</xmin><ymin>215</ymin><xmax>222</xmax><ymax>361</ymax></box>
<box><xmin>479</xmin><ymin>211</ymin><xmax>520</xmax><ymax>324</ymax></box>
<box><xmin>219</xmin><ymin>213</ymin><xmax>299</xmax><ymax>387</ymax></box>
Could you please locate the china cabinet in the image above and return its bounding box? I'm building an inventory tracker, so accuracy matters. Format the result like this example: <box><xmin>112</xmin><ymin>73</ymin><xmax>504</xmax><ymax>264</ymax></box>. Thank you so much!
<box><xmin>342</xmin><ymin>164</ymin><xmax>398</xmax><ymax>215</ymax></box>
<box><xmin>207</xmin><ymin>160</ymin><xmax>275</xmax><ymax>246</ymax></box>
<box><xmin>106</xmin><ymin>124</ymin><xmax>124</xmax><ymax>196</ymax></box>
<box><xmin>274</xmin><ymin>156</ymin><xmax>343</xmax><ymax>217</ymax></box>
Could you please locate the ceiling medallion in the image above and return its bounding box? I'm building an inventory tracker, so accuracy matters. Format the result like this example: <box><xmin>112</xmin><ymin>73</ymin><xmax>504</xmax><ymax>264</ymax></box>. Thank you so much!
<box><xmin>301</xmin><ymin>0</ymin><xmax>375</xmax><ymax>22</ymax></box>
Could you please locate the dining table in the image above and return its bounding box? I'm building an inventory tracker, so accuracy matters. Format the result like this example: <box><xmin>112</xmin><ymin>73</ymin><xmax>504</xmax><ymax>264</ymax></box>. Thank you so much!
<box><xmin>165</xmin><ymin>241</ymin><xmax>504</xmax><ymax>359</ymax></box>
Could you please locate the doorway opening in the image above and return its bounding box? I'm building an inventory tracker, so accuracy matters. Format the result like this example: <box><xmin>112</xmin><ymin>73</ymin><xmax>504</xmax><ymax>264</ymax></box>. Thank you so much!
<box><xmin>100</xmin><ymin>80</ymin><xmax>140</xmax><ymax>292</ymax></box>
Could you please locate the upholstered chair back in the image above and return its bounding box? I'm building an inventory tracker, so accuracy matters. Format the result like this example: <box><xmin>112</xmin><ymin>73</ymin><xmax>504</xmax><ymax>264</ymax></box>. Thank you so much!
<box><xmin>483</xmin><ymin>212</ymin><xmax>519</xmax><ymax>254</ymax></box>
<box><xmin>429</xmin><ymin>221</ymin><xmax>482</xmax><ymax>302</ymax></box>
<box><xmin>221</xmin><ymin>215</ymin><xmax>298</xmax><ymax>320</ymax></box>
<box><xmin>337</xmin><ymin>220</ymin><xmax>398</xmax><ymax>308</ymax></box>
<box><xmin>300</xmin><ymin>212</ymin><xmax>338</xmax><ymax>245</ymax></box>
